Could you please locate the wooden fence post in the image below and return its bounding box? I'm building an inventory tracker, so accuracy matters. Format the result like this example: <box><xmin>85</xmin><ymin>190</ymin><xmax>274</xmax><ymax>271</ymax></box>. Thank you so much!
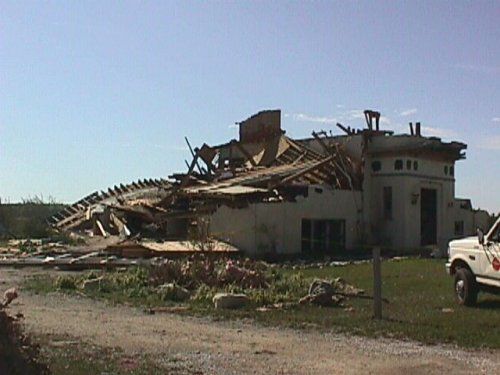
<box><xmin>372</xmin><ymin>246</ymin><xmax>382</xmax><ymax>319</ymax></box>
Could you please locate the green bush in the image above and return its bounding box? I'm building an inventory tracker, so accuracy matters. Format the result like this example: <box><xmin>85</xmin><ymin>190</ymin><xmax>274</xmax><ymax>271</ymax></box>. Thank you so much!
<box><xmin>54</xmin><ymin>276</ymin><xmax>77</xmax><ymax>290</ymax></box>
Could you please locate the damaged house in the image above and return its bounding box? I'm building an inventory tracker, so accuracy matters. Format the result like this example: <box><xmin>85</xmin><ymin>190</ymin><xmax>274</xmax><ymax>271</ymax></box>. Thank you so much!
<box><xmin>49</xmin><ymin>109</ymin><xmax>489</xmax><ymax>257</ymax></box>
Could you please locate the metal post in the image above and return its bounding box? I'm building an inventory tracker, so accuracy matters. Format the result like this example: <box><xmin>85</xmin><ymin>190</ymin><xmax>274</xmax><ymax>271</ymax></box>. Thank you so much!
<box><xmin>372</xmin><ymin>246</ymin><xmax>382</xmax><ymax>319</ymax></box>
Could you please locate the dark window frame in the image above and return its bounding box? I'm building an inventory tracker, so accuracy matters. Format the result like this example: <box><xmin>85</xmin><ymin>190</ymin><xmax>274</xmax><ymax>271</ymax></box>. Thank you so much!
<box><xmin>371</xmin><ymin>161</ymin><xmax>381</xmax><ymax>172</ymax></box>
<box><xmin>394</xmin><ymin>159</ymin><xmax>403</xmax><ymax>170</ymax></box>
<box><xmin>383</xmin><ymin>186</ymin><xmax>393</xmax><ymax>220</ymax></box>
<box><xmin>301</xmin><ymin>219</ymin><xmax>346</xmax><ymax>253</ymax></box>
<box><xmin>454</xmin><ymin>220</ymin><xmax>464</xmax><ymax>236</ymax></box>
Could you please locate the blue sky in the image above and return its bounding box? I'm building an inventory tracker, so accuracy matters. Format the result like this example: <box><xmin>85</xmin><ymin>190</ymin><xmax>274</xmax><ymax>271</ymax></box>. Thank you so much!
<box><xmin>1</xmin><ymin>1</ymin><xmax>499</xmax><ymax>212</ymax></box>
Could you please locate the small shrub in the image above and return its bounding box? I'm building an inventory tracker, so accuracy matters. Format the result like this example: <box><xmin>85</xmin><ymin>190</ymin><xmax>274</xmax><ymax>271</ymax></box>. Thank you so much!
<box><xmin>191</xmin><ymin>284</ymin><xmax>218</xmax><ymax>304</ymax></box>
<box><xmin>54</xmin><ymin>276</ymin><xmax>77</xmax><ymax>290</ymax></box>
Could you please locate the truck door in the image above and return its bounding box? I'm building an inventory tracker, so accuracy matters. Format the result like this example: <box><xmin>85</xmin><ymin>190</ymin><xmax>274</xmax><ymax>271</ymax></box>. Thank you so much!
<box><xmin>482</xmin><ymin>223</ymin><xmax>500</xmax><ymax>279</ymax></box>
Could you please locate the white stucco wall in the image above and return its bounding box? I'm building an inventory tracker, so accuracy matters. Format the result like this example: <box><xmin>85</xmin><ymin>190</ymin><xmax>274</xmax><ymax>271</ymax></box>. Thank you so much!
<box><xmin>209</xmin><ymin>186</ymin><xmax>362</xmax><ymax>255</ymax></box>
<box><xmin>364</xmin><ymin>152</ymin><xmax>484</xmax><ymax>254</ymax></box>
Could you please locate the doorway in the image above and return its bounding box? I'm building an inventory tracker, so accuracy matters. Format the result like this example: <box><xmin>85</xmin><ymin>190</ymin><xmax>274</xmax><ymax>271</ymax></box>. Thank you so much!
<box><xmin>420</xmin><ymin>188</ymin><xmax>437</xmax><ymax>246</ymax></box>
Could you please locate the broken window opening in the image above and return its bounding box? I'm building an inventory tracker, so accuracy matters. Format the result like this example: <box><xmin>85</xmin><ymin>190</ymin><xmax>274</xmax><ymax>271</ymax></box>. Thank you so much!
<box><xmin>394</xmin><ymin>159</ymin><xmax>403</xmax><ymax>170</ymax></box>
<box><xmin>406</xmin><ymin>160</ymin><xmax>412</xmax><ymax>170</ymax></box>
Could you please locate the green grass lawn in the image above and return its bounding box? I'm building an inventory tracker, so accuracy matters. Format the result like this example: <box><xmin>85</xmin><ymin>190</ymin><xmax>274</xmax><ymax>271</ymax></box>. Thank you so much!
<box><xmin>271</xmin><ymin>258</ymin><xmax>500</xmax><ymax>347</ymax></box>
<box><xmin>25</xmin><ymin>258</ymin><xmax>500</xmax><ymax>349</ymax></box>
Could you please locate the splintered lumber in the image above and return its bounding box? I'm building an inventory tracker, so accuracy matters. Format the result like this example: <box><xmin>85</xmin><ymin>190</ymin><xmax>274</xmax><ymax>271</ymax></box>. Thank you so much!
<box><xmin>336</xmin><ymin>122</ymin><xmax>353</xmax><ymax>135</ymax></box>
<box><xmin>95</xmin><ymin>220</ymin><xmax>108</xmax><ymax>238</ymax></box>
<box><xmin>181</xmin><ymin>153</ymin><xmax>200</xmax><ymax>187</ymax></box>
<box><xmin>110</xmin><ymin>212</ymin><xmax>131</xmax><ymax>237</ymax></box>
<box><xmin>270</xmin><ymin>155</ymin><xmax>334</xmax><ymax>188</ymax></box>
<box><xmin>185</xmin><ymin>137</ymin><xmax>203</xmax><ymax>174</ymax></box>
<box><xmin>69</xmin><ymin>251</ymin><xmax>100</xmax><ymax>264</ymax></box>
<box><xmin>198</xmin><ymin>143</ymin><xmax>217</xmax><ymax>173</ymax></box>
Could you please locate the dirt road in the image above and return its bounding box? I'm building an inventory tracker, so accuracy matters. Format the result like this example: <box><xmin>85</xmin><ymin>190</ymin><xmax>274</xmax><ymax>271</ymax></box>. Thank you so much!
<box><xmin>2</xmin><ymin>268</ymin><xmax>499</xmax><ymax>374</ymax></box>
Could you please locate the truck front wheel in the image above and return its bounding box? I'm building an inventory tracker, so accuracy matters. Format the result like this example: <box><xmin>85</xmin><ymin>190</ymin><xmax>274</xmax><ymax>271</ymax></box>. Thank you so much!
<box><xmin>454</xmin><ymin>268</ymin><xmax>478</xmax><ymax>306</ymax></box>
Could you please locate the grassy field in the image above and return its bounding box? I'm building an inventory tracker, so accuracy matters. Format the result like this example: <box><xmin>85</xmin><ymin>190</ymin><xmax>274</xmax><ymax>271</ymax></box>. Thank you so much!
<box><xmin>25</xmin><ymin>258</ymin><xmax>500</xmax><ymax>349</ymax></box>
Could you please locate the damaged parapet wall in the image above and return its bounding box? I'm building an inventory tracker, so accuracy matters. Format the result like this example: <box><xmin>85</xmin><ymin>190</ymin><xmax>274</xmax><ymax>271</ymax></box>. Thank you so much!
<box><xmin>239</xmin><ymin>110</ymin><xmax>283</xmax><ymax>143</ymax></box>
<box><xmin>49</xmin><ymin>108</ymin><xmax>489</xmax><ymax>257</ymax></box>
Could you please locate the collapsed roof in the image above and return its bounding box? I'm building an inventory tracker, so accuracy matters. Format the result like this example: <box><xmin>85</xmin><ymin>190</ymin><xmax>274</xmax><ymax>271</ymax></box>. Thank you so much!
<box><xmin>49</xmin><ymin>109</ymin><xmax>360</xmax><ymax>239</ymax></box>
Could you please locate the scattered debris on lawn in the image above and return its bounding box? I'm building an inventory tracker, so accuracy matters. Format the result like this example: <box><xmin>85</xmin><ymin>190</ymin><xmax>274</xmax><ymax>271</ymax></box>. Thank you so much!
<box><xmin>0</xmin><ymin>238</ymin><xmax>238</xmax><ymax>270</ymax></box>
<box><xmin>156</xmin><ymin>283</ymin><xmax>191</xmax><ymax>302</ymax></box>
<box><xmin>299</xmin><ymin>278</ymin><xmax>364</xmax><ymax>307</ymax></box>
<box><xmin>36</xmin><ymin>256</ymin><xmax>365</xmax><ymax>311</ymax></box>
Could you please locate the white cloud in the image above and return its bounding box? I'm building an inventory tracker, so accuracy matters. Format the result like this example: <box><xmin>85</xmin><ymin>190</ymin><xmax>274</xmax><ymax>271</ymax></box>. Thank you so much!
<box><xmin>290</xmin><ymin>113</ymin><xmax>338</xmax><ymax>124</ymax></box>
<box><xmin>228</xmin><ymin>124</ymin><xmax>238</xmax><ymax>129</ymax></box>
<box><xmin>478</xmin><ymin>135</ymin><xmax>500</xmax><ymax>150</ymax></box>
<box><xmin>346</xmin><ymin>109</ymin><xmax>365</xmax><ymax>120</ymax></box>
<box><xmin>420</xmin><ymin>126</ymin><xmax>458</xmax><ymax>139</ymax></box>
<box><xmin>380</xmin><ymin>116</ymin><xmax>391</xmax><ymax>125</ymax></box>
<box><xmin>400</xmin><ymin>108</ymin><xmax>417</xmax><ymax>117</ymax></box>
<box><xmin>492</xmin><ymin>117</ymin><xmax>500</xmax><ymax>122</ymax></box>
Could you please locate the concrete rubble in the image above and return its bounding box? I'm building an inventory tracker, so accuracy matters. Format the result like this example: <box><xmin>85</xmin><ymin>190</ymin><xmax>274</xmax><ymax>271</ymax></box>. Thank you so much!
<box><xmin>213</xmin><ymin>293</ymin><xmax>250</xmax><ymax>309</ymax></box>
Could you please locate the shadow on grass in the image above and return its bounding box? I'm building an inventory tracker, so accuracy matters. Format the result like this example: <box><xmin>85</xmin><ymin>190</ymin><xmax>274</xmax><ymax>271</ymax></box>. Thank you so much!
<box><xmin>474</xmin><ymin>299</ymin><xmax>500</xmax><ymax>309</ymax></box>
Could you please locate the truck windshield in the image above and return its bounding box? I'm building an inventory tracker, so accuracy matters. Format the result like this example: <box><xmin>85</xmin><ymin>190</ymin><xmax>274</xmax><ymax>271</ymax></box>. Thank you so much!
<box><xmin>490</xmin><ymin>223</ymin><xmax>500</xmax><ymax>242</ymax></box>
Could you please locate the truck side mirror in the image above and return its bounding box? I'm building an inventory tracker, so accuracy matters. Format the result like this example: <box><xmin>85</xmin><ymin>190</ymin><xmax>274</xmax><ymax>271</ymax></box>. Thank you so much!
<box><xmin>477</xmin><ymin>228</ymin><xmax>485</xmax><ymax>245</ymax></box>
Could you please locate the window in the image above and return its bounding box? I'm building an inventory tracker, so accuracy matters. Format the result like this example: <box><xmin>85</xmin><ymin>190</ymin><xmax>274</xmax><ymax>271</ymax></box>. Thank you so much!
<box><xmin>383</xmin><ymin>186</ymin><xmax>392</xmax><ymax>220</ymax></box>
<box><xmin>394</xmin><ymin>159</ymin><xmax>403</xmax><ymax>170</ymax></box>
<box><xmin>449</xmin><ymin>166</ymin><xmax>454</xmax><ymax>176</ymax></box>
<box><xmin>454</xmin><ymin>221</ymin><xmax>464</xmax><ymax>236</ymax></box>
<box><xmin>406</xmin><ymin>160</ymin><xmax>412</xmax><ymax>170</ymax></box>
<box><xmin>301</xmin><ymin>219</ymin><xmax>345</xmax><ymax>253</ymax></box>
<box><xmin>371</xmin><ymin>161</ymin><xmax>381</xmax><ymax>172</ymax></box>
<box><xmin>444</xmin><ymin>165</ymin><xmax>448</xmax><ymax>175</ymax></box>
<box><xmin>490</xmin><ymin>224</ymin><xmax>499</xmax><ymax>242</ymax></box>
<box><xmin>413</xmin><ymin>160</ymin><xmax>418</xmax><ymax>171</ymax></box>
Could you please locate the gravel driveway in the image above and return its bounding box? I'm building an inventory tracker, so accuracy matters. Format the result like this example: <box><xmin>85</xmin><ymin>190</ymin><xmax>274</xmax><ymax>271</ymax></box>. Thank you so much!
<box><xmin>2</xmin><ymin>267</ymin><xmax>498</xmax><ymax>374</ymax></box>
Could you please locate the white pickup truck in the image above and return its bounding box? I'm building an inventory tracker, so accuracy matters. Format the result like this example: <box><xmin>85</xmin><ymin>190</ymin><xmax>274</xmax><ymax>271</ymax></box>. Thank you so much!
<box><xmin>446</xmin><ymin>217</ymin><xmax>500</xmax><ymax>306</ymax></box>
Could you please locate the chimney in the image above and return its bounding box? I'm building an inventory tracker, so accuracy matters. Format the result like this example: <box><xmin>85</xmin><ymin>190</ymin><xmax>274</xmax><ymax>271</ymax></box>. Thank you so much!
<box><xmin>415</xmin><ymin>122</ymin><xmax>421</xmax><ymax>136</ymax></box>
<box><xmin>363</xmin><ymin>110</ymin><xmax>381</xmax><ymax>131</ymax></box>
<box><xmin>409</xmin><ymin>122</ymin><xmax>414</xmax><ymax>136</ymax></box>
